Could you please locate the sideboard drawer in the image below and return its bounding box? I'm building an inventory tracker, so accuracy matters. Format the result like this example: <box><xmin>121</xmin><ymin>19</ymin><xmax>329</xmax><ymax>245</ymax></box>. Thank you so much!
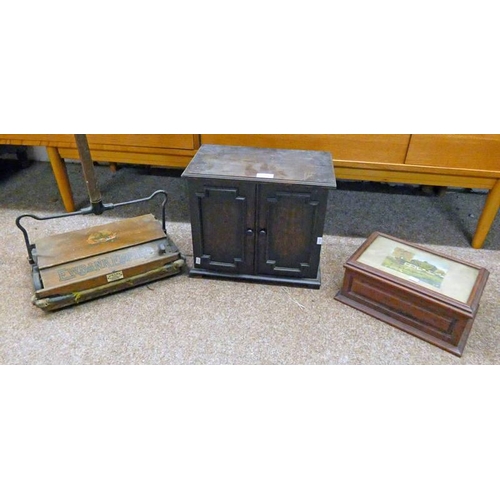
<box><xmin>406</xmin><ymin>134</ymin><xmax>500</xmax><ymax>172</ymax></box>
<box><xmin>0</xmin><ymin>134</ymin><xmax>199</xmax><ymax>151</ymax></box>
<box><xmin>0</xmin><ymin>134</ymin><xmax>73</xmax><ymax>147</ymax></box>
<box><xmin>86</xmin><ymin>134</ymin><xmax>198</xmax><ymax>150</ymax></box>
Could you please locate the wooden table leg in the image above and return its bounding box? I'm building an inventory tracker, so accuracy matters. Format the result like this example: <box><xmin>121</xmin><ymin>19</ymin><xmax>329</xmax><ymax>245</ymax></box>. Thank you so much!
<box><xmin>46</xmin><ymin>146</ymin><xmax>76</xmax><ymax>212</ymax></box>
<box><xmin>472</xmin><ymin>178</ymin><xmax>500</xmax><ymax>249</ymax></box>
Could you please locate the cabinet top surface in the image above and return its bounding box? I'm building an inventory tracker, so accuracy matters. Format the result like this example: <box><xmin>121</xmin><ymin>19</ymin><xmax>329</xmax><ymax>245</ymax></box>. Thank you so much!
<box><xmin>182</xmin><ymin>144</ymin><xmax>336</xmax><ymax>187</ymax></box>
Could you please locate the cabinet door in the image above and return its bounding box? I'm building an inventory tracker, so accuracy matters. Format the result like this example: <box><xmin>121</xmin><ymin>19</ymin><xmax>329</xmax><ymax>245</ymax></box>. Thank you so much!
<box><xmin>256</xmin><ymin>184</ymin><xmax>327</xmax><ymax>279</ymax></box>
<box><xmin>188</xmin><ymin>179</ymin><xmax>256</xmax><ymax>275</ymax></box>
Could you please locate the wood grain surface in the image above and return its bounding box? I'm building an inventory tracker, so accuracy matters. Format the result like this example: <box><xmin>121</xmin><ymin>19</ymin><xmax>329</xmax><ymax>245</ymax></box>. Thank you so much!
<box><xmin>36</xmin><ymin>214</ymin><xmax>165</xmax><ymax>269</ymax></box>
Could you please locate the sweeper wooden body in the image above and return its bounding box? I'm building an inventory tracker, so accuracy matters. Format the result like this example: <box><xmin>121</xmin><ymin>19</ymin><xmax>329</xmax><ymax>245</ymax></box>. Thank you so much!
<box><xmin>29</xmin><ymin>214</ymin><xmax>184</xmax><ymax>310</ymax></box>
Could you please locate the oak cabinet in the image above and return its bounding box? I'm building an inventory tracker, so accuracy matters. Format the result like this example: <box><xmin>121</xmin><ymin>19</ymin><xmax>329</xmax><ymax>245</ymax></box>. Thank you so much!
<box><xmin>182</xmin><ymin>144</ymin><xmax>336</xmax><ymax>288</ymax></box>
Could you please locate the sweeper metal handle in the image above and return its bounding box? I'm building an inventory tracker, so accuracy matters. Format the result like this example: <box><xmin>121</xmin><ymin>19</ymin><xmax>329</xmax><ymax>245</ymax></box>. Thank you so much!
<box><xmin>16</xmin><ymin>190</ymin><xmax>169</xmax><ymax>264</ymax></box>
<box><xmin>16</xmin><ymin>134</ymin><xmax>170</xmax><ymax>264</ymax></box>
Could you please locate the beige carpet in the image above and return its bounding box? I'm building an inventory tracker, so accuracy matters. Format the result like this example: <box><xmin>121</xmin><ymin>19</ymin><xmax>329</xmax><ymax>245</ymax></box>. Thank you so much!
<box><xmin>0</xmin><ymin>161</ymin><xmax>498</xmax><ymax>364</ymax></box>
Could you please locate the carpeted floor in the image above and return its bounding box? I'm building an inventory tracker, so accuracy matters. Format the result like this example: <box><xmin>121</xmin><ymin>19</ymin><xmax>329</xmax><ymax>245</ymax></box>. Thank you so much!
<box><xmin>0</xmin><ymin>160</ymin><xmax>498</xmax><ymax>364</ymax></box>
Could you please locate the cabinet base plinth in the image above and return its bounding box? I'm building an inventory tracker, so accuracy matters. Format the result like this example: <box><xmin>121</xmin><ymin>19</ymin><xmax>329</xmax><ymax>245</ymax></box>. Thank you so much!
<box><xmin>189</xmin><ymin>267</ymin><xmax>321</xmax><ymax>289</ymax></box>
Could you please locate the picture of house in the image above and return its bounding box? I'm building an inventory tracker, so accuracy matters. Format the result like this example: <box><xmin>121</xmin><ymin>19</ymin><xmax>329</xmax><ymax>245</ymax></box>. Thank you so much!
<box><xmin>382</xmin><ymin>247</ymin><xmax>449</xmax><ymax>288</ymax></box>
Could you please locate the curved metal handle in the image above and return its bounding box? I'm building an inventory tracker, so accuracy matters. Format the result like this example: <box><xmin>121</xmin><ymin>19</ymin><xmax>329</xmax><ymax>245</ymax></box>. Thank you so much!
<box><xmin>16</xmin><ymin>189</ymin><xmax>169</xmax><ymax>265</ymax></box>
<box><xmin>112</xmin><ymin>189</ymin><xmax>168</xmax><ymax>233</ymax></box>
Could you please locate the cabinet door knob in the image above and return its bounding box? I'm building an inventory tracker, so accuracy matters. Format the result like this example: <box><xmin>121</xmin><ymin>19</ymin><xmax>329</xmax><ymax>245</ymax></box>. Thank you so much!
<box><xmin>246</xmin><ymin>229</ymin><xmax>253</xmax><ymax>235</ymax></box>
<box><xmin>259</xmin><ymin>229</ymin><xmax>267</xmax><ymax>236</ymax></box>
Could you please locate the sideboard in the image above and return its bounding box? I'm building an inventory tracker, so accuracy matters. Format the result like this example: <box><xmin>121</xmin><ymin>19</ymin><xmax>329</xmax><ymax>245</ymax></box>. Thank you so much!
<box><xmin>0</xmin><ymin>134</ymin><xmax>498</xmax><ymax>249</ymax></box>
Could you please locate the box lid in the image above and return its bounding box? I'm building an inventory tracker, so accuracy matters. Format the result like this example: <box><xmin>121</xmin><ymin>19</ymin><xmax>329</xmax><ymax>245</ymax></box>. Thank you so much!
<box><xmin>345</xmin><ymin>232</ymin><xmax>489</xmax><ymax>312</ymax></box>
<box><xmin>181</xmin><ymin>144</ymin><xmax>336</xmax><ymax>188</ymax></box>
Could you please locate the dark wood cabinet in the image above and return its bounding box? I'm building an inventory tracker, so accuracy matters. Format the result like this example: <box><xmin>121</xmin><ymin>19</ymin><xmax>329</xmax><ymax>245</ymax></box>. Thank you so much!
<box><xmin>182</xmin><ymin>145</ymin><xmax>336</xmax><ymax>288</ymax></box>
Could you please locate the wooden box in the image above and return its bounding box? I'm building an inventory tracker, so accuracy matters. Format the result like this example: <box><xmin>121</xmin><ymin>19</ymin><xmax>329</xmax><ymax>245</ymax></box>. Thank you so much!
<box><xmin>335</xmin><ymin>232</ymin><xmax>489</xmax><ymax>356</ymax></box>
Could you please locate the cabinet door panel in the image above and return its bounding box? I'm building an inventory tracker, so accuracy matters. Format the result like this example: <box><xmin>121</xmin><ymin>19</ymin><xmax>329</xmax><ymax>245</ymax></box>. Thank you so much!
<box><xmin>256</xmin><ymin>184</ymin><xmax>327</xmax><ymax>278</ymax></box>
<box><xmin>189</xmin><ymin>180</ymin><xmax>255</xmax><ymax>274</ymax></box>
